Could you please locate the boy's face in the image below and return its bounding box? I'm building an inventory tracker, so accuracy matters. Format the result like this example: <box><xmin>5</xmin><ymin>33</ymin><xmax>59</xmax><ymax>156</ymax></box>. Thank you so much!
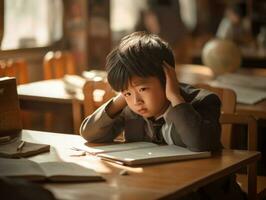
<box><xmin>122</xmin><ymin>76</ymin><xmax>169</xmax><ymax>118</ymax></box>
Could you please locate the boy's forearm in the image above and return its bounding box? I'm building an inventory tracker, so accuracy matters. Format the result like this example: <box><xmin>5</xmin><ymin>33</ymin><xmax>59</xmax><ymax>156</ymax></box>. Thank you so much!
<box><xmin>106</xmin><ymin>94</ymin><xmax>127</xmax><ymax>118</ymax></box>
<box><xmin>80</xmin><ymin>99</ymin><xmax>124</xmax><ymax>142</ymax></box>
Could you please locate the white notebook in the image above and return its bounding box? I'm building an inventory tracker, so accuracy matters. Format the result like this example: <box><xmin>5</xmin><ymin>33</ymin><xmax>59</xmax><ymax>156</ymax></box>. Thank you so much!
<box><xmin>84</xmin><ymin>142</ymin><xmax>211</xmax><ymax>166</ymax></box>
<box><xmin>209</xmin><ymin>80</ymin><xmax>266</xmax><ymax>104</ymax></box>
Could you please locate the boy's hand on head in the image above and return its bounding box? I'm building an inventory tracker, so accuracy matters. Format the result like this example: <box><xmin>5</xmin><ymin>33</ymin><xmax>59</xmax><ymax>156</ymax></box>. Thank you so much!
<box><xmin>163</xmin><ymin>61</ymin><xmax>185</xmax><ymax>106</ymax></box>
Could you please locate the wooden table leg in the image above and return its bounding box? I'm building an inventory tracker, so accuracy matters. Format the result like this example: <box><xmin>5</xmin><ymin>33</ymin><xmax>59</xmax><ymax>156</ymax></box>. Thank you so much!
<box><xmin>72</xmin><ymin>99</ymin><xmax>83</xmax><ymax>134</ymax></box>
<box><xmin>248</xmin><ymin>162</ymin><xmax>257</xmax><ymax>200</ymax></box>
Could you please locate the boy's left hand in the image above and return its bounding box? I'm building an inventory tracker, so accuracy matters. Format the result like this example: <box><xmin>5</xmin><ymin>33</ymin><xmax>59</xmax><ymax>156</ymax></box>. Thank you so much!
<box><xmin>163</xmin><ymin>61</ymin><xmax>185</xmax><ymax>106</ymax></box>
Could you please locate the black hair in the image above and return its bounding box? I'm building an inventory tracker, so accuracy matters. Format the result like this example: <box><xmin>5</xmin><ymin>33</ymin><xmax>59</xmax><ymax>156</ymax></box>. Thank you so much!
<box><xmin>106</xmin><ymin>31</ymin><xmax>175</xmax><ymax>92</ymax></box>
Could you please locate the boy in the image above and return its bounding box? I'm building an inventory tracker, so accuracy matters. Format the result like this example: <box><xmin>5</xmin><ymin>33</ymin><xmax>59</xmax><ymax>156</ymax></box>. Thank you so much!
<box><xmin>80</xmin><ymin>31</ymin><xmax>246</xmax><ymax>200</ymax></box>
<box><xmin>80</xmin><ymin>31</ymin><xmax>222</xmax><ymax>152</ymax></box>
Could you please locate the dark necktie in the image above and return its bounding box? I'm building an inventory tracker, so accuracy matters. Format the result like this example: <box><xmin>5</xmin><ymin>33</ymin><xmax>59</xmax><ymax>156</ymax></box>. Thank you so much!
<box><xmin>150</xmin><ymin>117</ymin><xmax>166</xmax><ymax>144</ymax></box>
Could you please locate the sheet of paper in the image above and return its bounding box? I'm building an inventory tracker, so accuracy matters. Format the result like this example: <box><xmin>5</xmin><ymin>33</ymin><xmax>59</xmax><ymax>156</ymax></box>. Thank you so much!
<box><xmin>216</xmin><ymin>73</ymin><xmax>266</xmax><ymax>90</ymax></box>
<box><xmin>209</xmin><ymin>80</ymin><xmax>266</xmax><ymax>104</ymax></box>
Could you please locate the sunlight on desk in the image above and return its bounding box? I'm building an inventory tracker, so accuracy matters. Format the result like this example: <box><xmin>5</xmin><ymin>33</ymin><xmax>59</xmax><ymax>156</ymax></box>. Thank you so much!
<box><xmin>20</xmin><ymin>129</ymin><xmax>260</xmax><ymax>200</ymax></box>
<box><xmin>18</xmin><ymin>79</ymin><xmax>83</xmax><ymax>102</ymax></box>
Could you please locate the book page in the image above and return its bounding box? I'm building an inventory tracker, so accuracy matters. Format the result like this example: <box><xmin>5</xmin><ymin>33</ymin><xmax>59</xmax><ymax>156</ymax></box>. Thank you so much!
<box><xmin>86</xmin><ymin>142</ymin><xmax>158</xmax><ymax>155</ymax></box>
<box><xmin>209</xmin><ymin>80</ymin><xmax>266</xmax><ymax>104</ymax></box>
<box><xmin>0</xmin><ymin>158</ymin><xmax>45</xmax><ymax>181</ymax></box>
<box><xmin>99</xmin><ymin>145</ymin><xmax>210</xmax><ymax>165</ymax></box>
<box><xmin>40</xmin><ymin>162</ymin><xmax>104</xmax><ymax>182</ymax></box>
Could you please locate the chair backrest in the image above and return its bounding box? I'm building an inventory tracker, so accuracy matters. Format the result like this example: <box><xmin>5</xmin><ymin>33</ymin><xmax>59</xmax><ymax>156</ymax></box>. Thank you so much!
<box><xmin>0</xmin><ymin>59</ymin><xmax>29</xmax><ymax>84</ymax></box>
<box><xmin>196</xmin><ymin>83</ymin><xmax>237</xmax><ymax>149</ymax></box>
<box><xmin>43</xmin><ymin>50</ymin><xmax>76</xmax><ymax>79</ymax></box>
<box><xmin>83</xmin><ymin>80</ymin><xmax>116</xmax><ymax>117</ymax></box>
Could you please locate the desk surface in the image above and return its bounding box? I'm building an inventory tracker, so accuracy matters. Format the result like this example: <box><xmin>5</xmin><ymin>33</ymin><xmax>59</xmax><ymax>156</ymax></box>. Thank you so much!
<box><xmin>17</xmin><ymin>79</ymin><xmax>83</xmax><ymax>104</ymax></box>
<box><xmin>237</xmin><ymin>101</ymin><xmax>266</xmax><ymax>119</ymax></box>
<box><xmin>177</xmin><ymin>65</ymin><xmax>266</xmax><ymax>120</ymax></box>
<box><xmin>21</xmin><ymin>130</ymin><xmax>260</xmax><ymax>200</ymax></box>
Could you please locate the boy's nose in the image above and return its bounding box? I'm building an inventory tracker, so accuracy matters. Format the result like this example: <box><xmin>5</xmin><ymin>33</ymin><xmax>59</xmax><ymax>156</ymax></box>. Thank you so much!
<box><xmin>133</xmin><ymin>94</ymin><xmax>143</xmax><ymax>105</ymax></box>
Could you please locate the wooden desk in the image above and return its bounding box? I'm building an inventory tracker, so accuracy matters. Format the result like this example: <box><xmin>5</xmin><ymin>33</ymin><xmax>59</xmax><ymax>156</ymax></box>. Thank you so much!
<box><xmin>22</xmin><ymin>130</ymin><xmax>260</xmax><ymax>200</ymax></box>
<box><xmin>17</xmin><ymin>79</ymin><xmax>82</xmax><ymax>103</ymax></box>
<box><xmin>237</xmin><ymin>101</ymin><xmax>266</xmax><ymax>120</ymax></box>
<box><xmin>177</xmin><ymin>65</ymin><xmax>266</xmax><ymax>120</ymax></box>
<box><xmin>17</xmin><ymin>80</ymin><xmax>83</xmax><ymax>134</ymax></box>
<box><xmin>235</xmin><ymin>68</ymin><xmax>266</xmax><ymax>120</ymax></box>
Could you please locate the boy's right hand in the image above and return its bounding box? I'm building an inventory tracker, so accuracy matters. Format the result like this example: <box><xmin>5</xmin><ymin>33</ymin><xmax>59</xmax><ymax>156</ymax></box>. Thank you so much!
<box><xmin>106</xmin><ymin>93</ymin><xmax>127</xmax><ymax>118</ymax></box>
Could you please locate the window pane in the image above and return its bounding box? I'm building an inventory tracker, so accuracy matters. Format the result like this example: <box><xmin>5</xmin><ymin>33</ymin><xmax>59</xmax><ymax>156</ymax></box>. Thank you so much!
<box><xmin>1</xmin><ymin>0</ymin><xmax>63</xmax><ymax>50</ymax></box>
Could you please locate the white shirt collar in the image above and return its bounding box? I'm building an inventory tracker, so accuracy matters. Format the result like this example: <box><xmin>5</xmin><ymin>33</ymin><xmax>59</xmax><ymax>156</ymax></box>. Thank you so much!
<box><xmin>143</xmin><ymin>105</ymin><xmax>172</xmax><ymax>122</ymax></box>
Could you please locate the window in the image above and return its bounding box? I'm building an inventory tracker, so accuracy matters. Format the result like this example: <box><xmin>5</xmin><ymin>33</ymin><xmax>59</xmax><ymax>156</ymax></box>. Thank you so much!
<box><xmin>1</xmin><ymin>0</ymin><xmax>63</xmax><ymax>50</ymax></box>
<box><xmin>110</xmin><ymin>0</ymin><xmax>147</xmax><ymax>43</ymax></box>
<box><xmin>111</xmin><ymin>0</ymin><xmax>147</xmax><ymax>32</ymax></box>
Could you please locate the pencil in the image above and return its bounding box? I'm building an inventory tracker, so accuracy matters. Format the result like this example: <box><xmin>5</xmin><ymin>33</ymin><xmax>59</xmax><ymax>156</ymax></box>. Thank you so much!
<box><xmin>17</xmin><ymin>141</ymin><xmax>25</xmax><ymax>152</ymax></box>
<box><xmin>119</xmin><ymin>169</ymin><xmax>129</xmax><ymax>176</ymax></box>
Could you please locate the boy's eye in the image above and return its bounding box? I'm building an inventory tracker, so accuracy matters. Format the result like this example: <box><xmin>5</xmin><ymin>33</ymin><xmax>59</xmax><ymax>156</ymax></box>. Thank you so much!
<box><xmin>123</xmin><ymin>92</ymin><xmax>131</xmax><ymax>97</ymax></box>
<box><xmin>139</xmin><ymin>88</ymin><xmax>147</xmax><ymax>92</ymax></box>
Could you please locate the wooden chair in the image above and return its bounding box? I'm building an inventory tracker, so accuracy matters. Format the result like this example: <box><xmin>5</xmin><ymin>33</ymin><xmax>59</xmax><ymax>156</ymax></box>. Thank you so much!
<box><xmin>72</xmin><ymin>80</ymin><xmax>115</xmax><ymax>134</ymax></box>
<box><xmin>43</xmin><ymin>50</ymin><xmax>76</xmax><ymax>131</ymax></box>
<box><xmin>196</xmin><ymin>83</ymin><xmax>236</xmax><ymax>149</ymax></box>
<box><xmin>0</xmin><ymin>59</ymin><xmax>29</xmax><ymax>84</ymax></box>
<box><xmin>196</xmin><ymin>83</ymin><xmax>266</xmax><ymax>200</ymax></box>
<box><xmin>43</xmin><ymin>50</ymin><xmax>76</xmax><ymax>79</ymax></box>
<box><xmin>83</xmin><ymin>80</ymin><xmax>115</xmax><ymax>116</ymax></box>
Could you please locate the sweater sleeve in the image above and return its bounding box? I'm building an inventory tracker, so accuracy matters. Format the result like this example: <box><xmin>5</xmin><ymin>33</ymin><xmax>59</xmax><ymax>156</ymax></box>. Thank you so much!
<box><xmin>79</xmin><ymin>99</ymin><xmax>125</xmax><ymax>143</ymax></box>
<box><xmin>165</xmin><ymin>93</ymin><xmax>222</xmax><ymax>152</ymax></box>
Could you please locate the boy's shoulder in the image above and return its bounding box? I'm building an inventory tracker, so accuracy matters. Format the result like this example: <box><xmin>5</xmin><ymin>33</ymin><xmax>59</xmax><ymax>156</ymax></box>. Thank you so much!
<box><xmin>179</xmin><ymin>83</ymin><xmax>221</xmax><ymax>105</ymax></box>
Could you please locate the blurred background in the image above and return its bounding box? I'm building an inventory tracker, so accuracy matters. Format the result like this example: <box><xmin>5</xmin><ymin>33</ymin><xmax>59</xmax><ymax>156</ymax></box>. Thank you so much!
<box><xmin>1</xmin><ymin>0</ymin><xmax>266</xmax><ymax>193</ymax></box>
<box><xmin>0</xmin><ymin>0</ymin><xmax>266</xmax><ymax>82</ymax></box>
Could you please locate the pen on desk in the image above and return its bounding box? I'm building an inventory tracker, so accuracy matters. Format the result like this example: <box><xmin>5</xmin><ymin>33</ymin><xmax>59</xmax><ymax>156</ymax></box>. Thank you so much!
<box><xmin>17</xmin><ymin>141</ymin><xmax>25</xmax><ymax>152</ymax></box>
<box><xmin>119</xmin><ymin>169</ymin><xmax>129</xmax><ymax>176</ymax></box>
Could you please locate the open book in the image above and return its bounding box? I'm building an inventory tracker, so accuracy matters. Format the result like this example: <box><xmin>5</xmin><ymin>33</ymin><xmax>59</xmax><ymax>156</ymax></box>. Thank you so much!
<box><xmin>83</xmin><ymin>142</ymin><xmax>211</xmax><ymax>166</ymax></box>
<box><xmin>0</xmin><ymin>158</ymin><xmax>105</xmax><ymax>182</ymax></box>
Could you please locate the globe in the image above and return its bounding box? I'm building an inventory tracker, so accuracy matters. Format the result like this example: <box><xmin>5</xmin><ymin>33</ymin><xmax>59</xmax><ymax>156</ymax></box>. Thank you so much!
<box><xmin>202</xmin><ymin>39</ymin><xmax>242</xmax><ymax>76</ymax></box>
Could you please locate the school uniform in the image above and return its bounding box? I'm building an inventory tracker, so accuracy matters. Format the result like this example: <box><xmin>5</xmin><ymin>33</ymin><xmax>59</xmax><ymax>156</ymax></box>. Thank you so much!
<box><xmin>80</xmin><ymin>83</ymin><xmax>246</xmax><ymax>200</ymax></box>
<box><xmin>80</xmin><ymin>83</ymin><xmax>221</xmax><ymax>150</ymax></box>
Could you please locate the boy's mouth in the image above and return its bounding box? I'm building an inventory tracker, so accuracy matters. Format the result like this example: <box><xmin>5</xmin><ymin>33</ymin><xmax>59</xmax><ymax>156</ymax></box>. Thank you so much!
<box><xmin>137</xmin><ymin>108</ymin><xmax>148</xmax><ymax>115</ymax></box>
